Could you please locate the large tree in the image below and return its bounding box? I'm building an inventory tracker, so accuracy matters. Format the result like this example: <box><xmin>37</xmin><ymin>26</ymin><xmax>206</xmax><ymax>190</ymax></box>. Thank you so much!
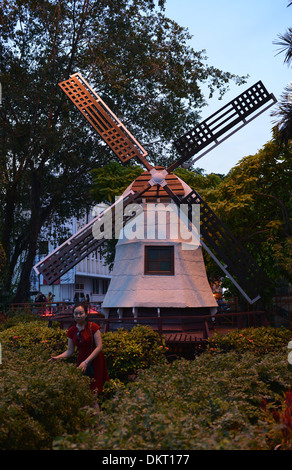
<box><xmin>205</xmin><ymin>138</ymin><xmax>292</xmax><ymax>294</ymax></box>
<box><xmin>0</xmin><ymin>0</ymin><xmax>245</xmax><ymax>302</ymax></box>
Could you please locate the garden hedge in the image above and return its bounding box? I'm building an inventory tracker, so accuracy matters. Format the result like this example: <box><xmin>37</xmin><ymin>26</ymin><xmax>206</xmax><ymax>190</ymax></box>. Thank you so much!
<box><xmin>0</xmin><ymin>316</ymin><xmax>291</xmax><ymax>450</ymax></box>
<box><xmin>0</xmin><ymin>319</ymin><xmax>167</xmax><ymax>449</ymax></box>
<box><xmin>54</xmin><ymin>348</ymin><xmax>292</xmax><ymax>450</ymax></box>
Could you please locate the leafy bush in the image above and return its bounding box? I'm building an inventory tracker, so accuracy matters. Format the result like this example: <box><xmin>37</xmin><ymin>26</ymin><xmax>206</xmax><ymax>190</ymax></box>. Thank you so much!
<box><xmin>0</xmin><ymin>320</ymin><xmax>68</xmax><ymax>357</ymax></box>
<box><xmin>1</xmin><ymin>318</ymin><xmax>292</xmax><ymax>450</ymax></box>
<box><xmin>102</xmin><ymin>325</ymin><xmax>168</xmax><ymax>381</ymax></box>
<box><xmin>0</xmin><ymin>319</ymin><xmax>96</xmax><ymax>449</ymax></box>
<box><xmin>97</xmin><ymin>378</ymin><xmax>127</xmax><ymax>403</ymax></box>
<box><xmin>261</xmin><ymin>390</ymin><xmax>292</xmax><ymax>449</ymax></box>
<box><xmin>0</xmin><ymin>319</ymin><xmax>168</xmax><ymax>449</ymax></box>
<box><xmin>54</xmin><ymin>350</ymin><xmax>292</xmax><ymax>450</ymax></box>
<box><xmin>0</xmin><ymin>348</ymin><xmax>94</xmax><ymax>450</ymax></box>
<box><xmin>0</xmin><ymin>311</ymin><xmax>45</xmax><ymax>332</ymax></box>
<box><xmin>207</xmin><ymin>326</ymin><xmax>292</xmax><ymax>354</ymax></box>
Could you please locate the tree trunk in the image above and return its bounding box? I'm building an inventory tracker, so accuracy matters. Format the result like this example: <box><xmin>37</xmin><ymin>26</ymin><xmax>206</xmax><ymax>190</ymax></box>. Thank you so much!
<box><xmin>13</xmin><ymin>171</ymin><xmax>42</xmax><ymax>303</ymax></box>
<box><xmin>13</xmin><ymin>238</ymin><xmax>39</xmax><ymax>303</ymax></box>
<box><xmin>1</xmin><ymin>187</ymin><xmax>16</xmax><ymax>260</ymax></box>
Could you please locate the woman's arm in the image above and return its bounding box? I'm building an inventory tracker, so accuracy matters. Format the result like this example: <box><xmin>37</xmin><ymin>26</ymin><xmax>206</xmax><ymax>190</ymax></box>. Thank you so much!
<box><xmin>78</xmin><ymin>330</ymin><xmax>103</xmax><ymax>372</ymax></box>
<box><xmin>49</xmin><ymin>338</ymin><xmax>75</xmax><ymax>361</ymax></box>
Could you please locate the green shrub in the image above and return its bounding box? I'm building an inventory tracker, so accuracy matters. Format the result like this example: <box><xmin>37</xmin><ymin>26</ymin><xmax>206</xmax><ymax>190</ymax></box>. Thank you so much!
<box><xmin>0</xmin><ymin>320</ymin><xmax>68</xmax><ymax>358</ymax></box>
<box><xmin>97</xmin><ymin>378</ymin><xmax>127</xmax><ymax>403</ymax></box>
<box><xmin>0</xmin><ymin>310</ymin><xmax>46</xmax><ymax>332</ymax></box>
<box><xmin>2</xmin><ymin>319</ymin><xmax>292</xmax><ymax>450</ymax></box>
<box><xmin>207</xmin><ymin>326</ymin><xmax>292</xmax><ymax>354</ymax></box>
<box><xmin>0</xmin><ymin>320</ymin><xmax>168</xmax><ymax>449</ymax></box>
<box><xmin>53</xmin><ymin>349</ymin><xmax>292</xmax><ymax>450</ymax></box>
<box><xmin>102</xmin><ymin>325</ymin><xmax>168</xmax><ymax>381</ymax></box>
<box><xmin>0</xmin><ymin>319</ymin><xmax>95</xmax><ymax>449</ymax></box>
<box><xmin>0</xmin><ymin>348</ymin><xmax>94</xmax><ymax>450</ymax></box>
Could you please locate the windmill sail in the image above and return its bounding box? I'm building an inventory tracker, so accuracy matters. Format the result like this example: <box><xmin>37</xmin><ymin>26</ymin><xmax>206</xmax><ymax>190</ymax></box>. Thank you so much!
<box><xmin>33</xmin><ymin>191</ymin><xmax>142</xmax><ymax>285</ymax></box>
<box><xmin>168</xmin><ymin>81</ymin><xmax>277</xmax><ymax>172</ymax></box>
<box><xmin>181</xmin><ymin>189</ymin><xmax>269</xmax><ymax>303</ymax></box>
<box><xmin>59</xmin><ymin>73</ymin><xmax>151</xmax><ymax>169</ymax></box>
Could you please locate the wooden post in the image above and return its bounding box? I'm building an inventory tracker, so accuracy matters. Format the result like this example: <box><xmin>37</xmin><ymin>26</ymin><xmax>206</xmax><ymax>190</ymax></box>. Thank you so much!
<box><xmin>203</xmin><ymin>320</ymin><xmax>210</xmax><ymax>339</ymax></box>
<box><xmin>157</xmin><ymin>308</ymin><xmax>162</xmax><ymax>336</ymax></box>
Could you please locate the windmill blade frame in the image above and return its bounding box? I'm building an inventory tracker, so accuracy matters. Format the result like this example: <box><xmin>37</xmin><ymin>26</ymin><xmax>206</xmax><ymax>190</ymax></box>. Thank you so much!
<box><xmin>59</xmin><ymin>73</ymin><xmax>152</xmax><ymax>170</ymax></box>
<box><xmin>33</xmin><ymin>190</ymin><xmax>143</xmax><ymax>285</ymax></box>
<box><xmin>179</xmin><ymin>188</ymin><xmax>270</xmax><ymax>303</ymax></box>
<box><xmin>168</xmin><ymin>81</ymin><xmax>277</xmax><ymax>172</ymax></box>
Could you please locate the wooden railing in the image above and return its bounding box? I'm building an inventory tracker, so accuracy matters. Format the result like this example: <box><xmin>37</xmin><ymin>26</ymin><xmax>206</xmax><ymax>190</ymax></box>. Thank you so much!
<box><xmin>7</xmin><ymin>301</ymin><xmax>102</xmax><ymax>316</ymax></box>
<box><xmin>2</xmin><ymin>302</ymin><xmax>274</xmax><ymax>340</ymax></box>
<box><xmin>98</xmin><ymin>311</ymin><xmax>269</xmax><ymax>338</ymax></box>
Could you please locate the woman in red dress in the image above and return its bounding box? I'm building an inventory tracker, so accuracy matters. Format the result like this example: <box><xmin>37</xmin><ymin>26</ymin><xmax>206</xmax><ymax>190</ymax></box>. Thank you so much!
<box><xmin>50</xmin><ymin>302</ymin><xmax>109</xmax><ymax>393</ymax></box>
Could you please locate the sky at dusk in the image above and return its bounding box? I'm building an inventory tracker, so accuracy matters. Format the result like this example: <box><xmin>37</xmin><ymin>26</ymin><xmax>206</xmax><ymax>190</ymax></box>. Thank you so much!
<box><xmin>164</xmin><ymin>0</ymin><xmax>291</xmax><ymax>174</ymax></box>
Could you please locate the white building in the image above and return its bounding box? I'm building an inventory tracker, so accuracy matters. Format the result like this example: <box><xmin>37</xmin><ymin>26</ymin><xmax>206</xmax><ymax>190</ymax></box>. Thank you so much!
<box><xmin>31</xmin><ymin>206</ymin><xmax>112</xmax><ymax>304</ymax></box>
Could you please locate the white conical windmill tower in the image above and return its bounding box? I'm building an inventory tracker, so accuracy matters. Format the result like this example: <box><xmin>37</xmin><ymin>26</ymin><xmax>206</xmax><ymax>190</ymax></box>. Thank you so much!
<box><xmin>34</xmin><ymin>73</ymin><xmax>276</xmax><ymax>332</ymax></box>
<box><xmin>101</xmin><ymin>170</ymin><xmax>218</xmax><ymax>329</ymax></box>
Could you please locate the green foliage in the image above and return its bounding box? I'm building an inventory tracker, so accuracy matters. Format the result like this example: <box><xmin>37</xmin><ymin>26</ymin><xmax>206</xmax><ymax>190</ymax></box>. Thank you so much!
<box><xmin>206</xmin><ymin>140</ymin><xmax>292</xmax><ymax>288</ymax></box>
<box><xmin>0</xmin><ymin>320</ymin><xmax>68</xmax><ymax>357</ymax></box>
<box><xmin>174</xmin><ymin>167</ymin><xmax>224</xmax><ymax>194</ymax></box>
<box><xmin>102</xmin><ymin>325</ymin><xmax>168</xmax><ymax>381</ymax></box>
<box><xmin>0</xmin><ymin>318</ymin><xmax>168</xmax><ymax>449</ymax></box>
<box><xmin>0</xmin><ymin>318</ymin><xmax>95</xmax><ymax>449</ymax></box>
<box><xmin>207</xmin><ymin>326</ymin><xmax>292</xmax><ymax>355</ymax></box>
<box><xmin>2</xmin><ymin>318</ymin><xmax>292</xmax><ymax>450</ymax></box>
<box><xmin>0</xmin><ymin>353</ymin><xmax>94</xmax><ymax>450</ymax></box>
<box><xmin>97</xmin><ymin>378</ymin><xmax>127</xmax><ymax>404</ymax></box>
<box><xmin>272</xmin><ymin>236</ymin><xmax>292</xmax><ymax>279</ymax></box>
<box><xmin>91</xmin><ymin>162</ymin><xmax>144</xmax><ymax>204</ymax></box>
<box><xmin>0</xmin><ymin>344</ymin><xmax>94</xmax><ymax>450</ymax></box>
<box><xmin>0</xmin><ymin>311</ymin><xmax>46</xmax><ymax>332</ymax></box>
<box><xmin>54</xmin><ymin>346</ymin><xmax>292</xmax><ymax>450</ymax></box>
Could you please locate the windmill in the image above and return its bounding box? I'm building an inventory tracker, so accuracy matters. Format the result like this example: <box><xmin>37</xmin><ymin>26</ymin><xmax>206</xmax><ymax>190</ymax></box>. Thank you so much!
<box><xmin>34</xmin><ymin>73</ymin><xmax>276</xmax><ymax>330</ymax></box>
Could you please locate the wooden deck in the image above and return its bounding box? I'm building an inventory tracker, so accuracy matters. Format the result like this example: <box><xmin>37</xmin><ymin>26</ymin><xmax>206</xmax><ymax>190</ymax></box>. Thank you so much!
<box><xmin>163</xmin><ymin>325</ymin><xmax>240</xmax><ymax>359</ymax></box>
<box><xmin>164</xmin><ymin>326</ymin><xmax>237</xmax><ymax>343</ymax></box>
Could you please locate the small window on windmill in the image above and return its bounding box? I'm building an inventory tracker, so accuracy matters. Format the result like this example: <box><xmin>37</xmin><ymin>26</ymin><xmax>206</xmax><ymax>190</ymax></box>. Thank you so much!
<box><xmin>144</xmin><ymin>246</ymin><xmax>174</xmax><ymax>275</ymax></box>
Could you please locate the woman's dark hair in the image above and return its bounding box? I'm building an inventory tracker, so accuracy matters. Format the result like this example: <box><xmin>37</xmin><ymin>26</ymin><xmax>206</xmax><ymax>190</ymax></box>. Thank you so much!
<box><xmin>73</xmin><ymin>302</ymin><xmax>88</xmax><ymax>315</ymax></box>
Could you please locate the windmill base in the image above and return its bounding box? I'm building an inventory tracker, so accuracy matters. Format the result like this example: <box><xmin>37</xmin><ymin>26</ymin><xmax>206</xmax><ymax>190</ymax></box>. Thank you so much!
<box><xmin>103</xmin><ymin>306</ymin><xmax>217</xmax><ymax>334</ymax></box>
